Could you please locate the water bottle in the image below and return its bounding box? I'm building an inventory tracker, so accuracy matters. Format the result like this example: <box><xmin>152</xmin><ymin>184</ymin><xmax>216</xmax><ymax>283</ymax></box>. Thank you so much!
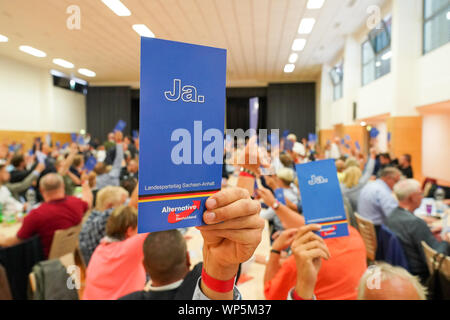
<box><xmin>26</xmin><ymin>188</ymin><xmax>36</xmax><ymax>209</ymax></box>
<box><xmin>434</xmin><ymin>187</ymin><xmax>446</xmax><ymax>215</ymax></box>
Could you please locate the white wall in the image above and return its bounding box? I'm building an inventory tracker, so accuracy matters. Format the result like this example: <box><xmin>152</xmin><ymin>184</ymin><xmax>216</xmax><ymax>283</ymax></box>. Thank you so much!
<box><xmin>0</xmin><ymin>55</ymin><xmax>86</xmax><ymax>133</ymax></box>
<box><xmin>422</xmin><ymin>113</ymin><xmax>450</xmax><ymax>182</ymax></box>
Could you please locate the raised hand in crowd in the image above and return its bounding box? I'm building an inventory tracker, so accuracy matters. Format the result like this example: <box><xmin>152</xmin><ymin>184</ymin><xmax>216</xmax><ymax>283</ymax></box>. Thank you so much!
<box><xmin>291</xmin><ymin>224</ymin><xmax>330</xmax><ymax>300</ymax></box>
<box><xmin>272</xmin><ymin>229</ymin><xmax>298</xmax><ymax>253</ymax></box>
<box><xmin>196</xmin><ymin>187</ymin><xmax>264</xmax><ymax>299</ymax></box>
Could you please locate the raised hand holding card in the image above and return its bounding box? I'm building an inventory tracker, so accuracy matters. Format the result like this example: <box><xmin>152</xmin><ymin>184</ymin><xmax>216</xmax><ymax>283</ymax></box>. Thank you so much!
<box><xmin>295</xmin><ymin>159</ymin><xmax>349</xmax><ymax>239</ymax></box>
<box><xmin>138</xmin><ymin>38</ymin><xmax>226</xmax><ymax>233</ymax></box>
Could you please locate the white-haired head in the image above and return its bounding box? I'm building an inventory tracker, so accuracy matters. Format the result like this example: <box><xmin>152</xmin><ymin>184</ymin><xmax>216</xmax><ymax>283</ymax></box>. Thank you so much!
<box><xmin>358</xmin><ymin>262</ymin><xmax>427</xmax><ymax>300</ymax></box>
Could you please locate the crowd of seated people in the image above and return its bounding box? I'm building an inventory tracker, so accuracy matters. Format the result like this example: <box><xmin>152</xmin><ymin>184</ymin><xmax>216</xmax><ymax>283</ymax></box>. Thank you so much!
<box><xmin>0</xmin><ymin>129</ymin><xmax>448</xmax><ymax>301</ymax></box>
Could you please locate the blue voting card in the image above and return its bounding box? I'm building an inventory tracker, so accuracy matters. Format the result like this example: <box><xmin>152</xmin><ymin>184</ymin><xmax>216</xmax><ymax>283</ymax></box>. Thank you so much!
<box><xmin>387</xmin><ymin>132</ymin><xmax>391</xmax><ymax>142</ymax></box>
<box><xmin>28</xmin><ymin>149</ymin><xmax>34</xmax><ymax>156</ymax></box>
<box><xmin>284</xmin><ymin>139</ymin><xmax>294</xmax><ymax>151</ymax></box>
<box><xmin>62</xmin><ymin>143</ymin><xmax>69</xmax><ymax>149</ymax></box>
<box><xmin>269</xmin><ymin>132</ymin><xmax>279</xmax><ymax>147</ymax></box>
<box><xmin>345</xmin><ymin>144</ymin><xmax>350</xmax><ymax>149</ymax></box>
<box><xmin>295</xmin><ymin>159</ymin><xmax>349</xmax><ymax>239</ymax></box>
<box><xmin>370</xmin><ymin>127</ymin><xmax>379</xmax><ymax>138</ymax></box>
<box><xmin>340</xmin><ymin>138</ymin><xmax>345</xmax><ymax>145</ymax></box>
<box><xmin>36</xmin><ymin>151</ymin><xmax>47</xmax><ymax>164</ymax></box>
<box><xmin>8</xmin><ymin>145</ymin><xmax>14</xmax><ymax>152</ymax></box>
<box><xmin>345</xmin><ymin>134</ymin><xmax>351</xmax><ymax>141</ymax></box>
<box><xmin>138</xmin><ymin>37</ymin><xmax>227</xmax><ymax>233</ymax></box>
<box><xmin>84</xmin><ymin>156</ymin><xmax>97</xmax><ymax>173</ymax></box>
<box><xmin>132</xmin><ymin>130</ymin><xmax>139</xmax><ymax>140</ymax></box>
<box><xmin>282</xmin><ymin>130</ymin><xmax>290</xmax><ymax>138</ymax></box>
<box><xmin>355</xmin><ymin>141</ymin><xmax>361</xmax><ymax>151</ymax></box>
<box><xmin>77</xmin><ymin>135</ymin><xmax>85</xmax><ymax>146</ymax></box>
<box><xmin>114</xmin><ymin>120</ymin><xmax>127</xmax><ymax>132</ymax></box>
<box><xmin>71</xmin><ymin>133</ymin><xmax>77</xmax><ymax>142</ymax></box>
<box><xmin>274</xmin><ymin>188</ymin><xmax>286</xmax><ymax>205</ymax></box>
<box><xmin>55</xmin><ymin>141</ymin><xmax>61</xmax><ymax>148</ymax></box>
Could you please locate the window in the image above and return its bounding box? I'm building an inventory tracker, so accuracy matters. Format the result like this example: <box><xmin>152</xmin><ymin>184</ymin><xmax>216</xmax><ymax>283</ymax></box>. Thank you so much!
<box><xmin>361</xmin><ymin>16</ymin><xmax>392</xmax><ymax>86</ymax></box>
<box><xmin>330</xmin><ymin>62</ymin><xmax>343</xmax><ymax>101</ymax></box>
<box><xmin>423</xmin><ymin>0</ymin><xmax>450</xmax><ymax>54</ymax></box>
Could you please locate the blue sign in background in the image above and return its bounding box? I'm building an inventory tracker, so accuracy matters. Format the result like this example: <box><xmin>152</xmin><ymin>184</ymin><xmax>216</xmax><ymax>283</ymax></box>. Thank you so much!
<box><xmin>295</xmin><ymin>159</ymin><xmax>349</xmax><ymax>239</ymax></box>
<box><xmin>138</xmin><ymin>37</ymin><xmax>227</xmax><ymax>233</ymax></box>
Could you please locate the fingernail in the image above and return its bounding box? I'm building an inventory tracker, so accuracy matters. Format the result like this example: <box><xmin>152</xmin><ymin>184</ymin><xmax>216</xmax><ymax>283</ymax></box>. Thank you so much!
<box><xmin>204</xmin><ymin>212</ymin><xmax>216</xmax><ymax>223</ymax></box>
<box><xmin>206</xmin><ymin>198</ymin><xmax>217</xmax><ymax>209</ymax></box>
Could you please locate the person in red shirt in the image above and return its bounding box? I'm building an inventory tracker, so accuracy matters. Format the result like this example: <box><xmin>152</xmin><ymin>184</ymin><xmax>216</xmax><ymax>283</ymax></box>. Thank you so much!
<box><xmin>264</xmin><ymin>225</ymin><xmax>367</xmax><ymax>300</ymax></box>
<box><xmin>0</xmin><ymin>173</ymin><xmax>92</xmax><ymax>258</ymax></box>
<box><xmin>257</xmin><ymin>185</ymin><xmax>367</xmax><ymax>300</ymax></box>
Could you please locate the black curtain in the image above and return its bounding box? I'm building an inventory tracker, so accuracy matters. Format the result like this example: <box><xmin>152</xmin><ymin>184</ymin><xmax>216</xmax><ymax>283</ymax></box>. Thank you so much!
<box><xmin>266</xmin><ymin>83</ymin><xmax>316</xmax><ymax>140</ymax></box>
<box><xmin>131</xmin><ymin>89</ymin><xmax>140</xmax><ymax>134</ymax></box>
<box><xmin>86</xmin><ymin>86</ymin><xmax>131</xmax><ymax>142</ymax></box>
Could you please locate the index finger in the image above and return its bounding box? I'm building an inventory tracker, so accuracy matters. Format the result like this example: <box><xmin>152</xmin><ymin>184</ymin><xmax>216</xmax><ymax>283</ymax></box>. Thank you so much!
<box><xmin>205</xmin><ymin>187</ymin><xmax>250</xmax><ymax>210</ymax></box>
<box><xmin>295</xmin><ymin>224</ymin><xmax>322</xmax><ymax>239</ymax></box>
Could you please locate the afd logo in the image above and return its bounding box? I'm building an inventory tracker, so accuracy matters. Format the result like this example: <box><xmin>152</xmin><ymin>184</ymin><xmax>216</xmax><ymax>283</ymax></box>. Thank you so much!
<box><xmin>164</xmin><ymin>79</ymin><xmax>205</xmax><ymax>103</ymax></box>
<box><xmin>308</xmin><ymin>175</ymin><xmax>328</xmax><ymax>186</ymax></box>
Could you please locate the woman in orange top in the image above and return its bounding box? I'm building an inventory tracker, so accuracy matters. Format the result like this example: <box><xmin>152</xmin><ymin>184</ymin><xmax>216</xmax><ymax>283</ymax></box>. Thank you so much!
<box><xmin>264</xmin><ymin>225</ymin><xmax>367</xmax><ymax>300</ymax></box>
<box><xmin>83</xmin><ymin>205</ymin><xmax>149</xmax><ymax>300</ymax></box>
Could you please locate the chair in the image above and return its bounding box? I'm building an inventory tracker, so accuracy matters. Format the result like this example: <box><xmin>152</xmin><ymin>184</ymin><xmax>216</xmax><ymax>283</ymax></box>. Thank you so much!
<box><xmin>422</xmin><ymin>241</ymin><xmax>450</xmax><ymax>280</ymax></box>
<box><xmin>29</xmin><ymin>252</ymin><xmax>80</xmax><ymax>300</ymax></box>
<box><xmin>355</xmin><ymin>213</ymin><xmax>377</xmax><ymax>261</ymax></box>
<box><xmin>48</xmin><ymin>224</ymin><xmax>82</xmax><ymax>260</ymax></box>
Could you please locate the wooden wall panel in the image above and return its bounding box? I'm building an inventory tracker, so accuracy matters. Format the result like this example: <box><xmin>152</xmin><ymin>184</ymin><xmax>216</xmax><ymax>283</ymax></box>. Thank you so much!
<box><xmin>0</xmin><ymin>130</ymin><xmax>72</xmax><ymax>151</ymax></box>
<box><xmin>387</xmin><ymin>116</ymin><xmax>423</xmax><ymax>182</ymax></box>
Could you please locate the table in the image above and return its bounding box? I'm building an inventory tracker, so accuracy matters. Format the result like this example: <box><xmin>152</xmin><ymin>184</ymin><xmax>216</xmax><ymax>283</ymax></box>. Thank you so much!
<box><xmin>0</xmin><ymin>222</ymin><xmax>22</xmax><ymax>238</ymax></box>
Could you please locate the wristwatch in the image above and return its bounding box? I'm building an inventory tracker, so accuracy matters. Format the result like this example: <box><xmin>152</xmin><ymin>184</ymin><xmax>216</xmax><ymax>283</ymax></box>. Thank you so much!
<box><xmin>271</xmin><ymin>200</ymin><xmax>280</xmax><ymax>210</ymax></box>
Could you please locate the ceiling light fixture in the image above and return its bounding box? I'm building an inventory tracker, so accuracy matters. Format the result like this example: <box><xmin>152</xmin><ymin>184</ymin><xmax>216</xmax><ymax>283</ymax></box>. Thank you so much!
<box><xmin>288</xmin><ymin>53</ymin><xmax>299</xmax><ymax>63</ymax></box>
<box><xmin>292</xmin><ymin>38</ymin><xmax>307</xmax><ymax>51</ymax></box>
<box><xmin>284</xmin><ymin>64</ymin><xmax>295</xmax><ymax>73</ymax></box>
<box><xmin>53</xmin><ymin>58</ymin><xmax>74</xmax><ymax>69</ymax></box>
<box><xmin>78</xmin><ymin>68</ymin><xmax>96</xmax><ymax>77</ymax></box>
<box><xmin>298</xmin><ymin>18</ymin><xmax>316</xmax><ymax>34</ymax></box>
<box><xmin>0</xmin><ymin>34</ymin><xmax>8</xmax><ymax>42</ymax></box>
<box><xmin>307</xmin><ymin>0</ymin><xmax>325</xmax><ymax>9</ymax></box>
<box><xmin>132</xmin><ymin>24</ymin><xmax>155</xmax><ymax>38</ymax></box>
<box><xmin>19</xmin><ymin>45</ymin><xmax>46</xmax><ymax>58</ymax></box>
<box><xmin>101</xmin><ymin>0</ymin><xmax>131</xmax><ymax>16</ymax></box>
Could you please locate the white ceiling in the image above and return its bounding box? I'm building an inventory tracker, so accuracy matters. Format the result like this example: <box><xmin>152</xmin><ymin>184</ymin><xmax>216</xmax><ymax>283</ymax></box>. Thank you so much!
<box><xmin>0</xmin><ymin>0</ymin><xmax>386</xmax><ymax>87</ymax></box>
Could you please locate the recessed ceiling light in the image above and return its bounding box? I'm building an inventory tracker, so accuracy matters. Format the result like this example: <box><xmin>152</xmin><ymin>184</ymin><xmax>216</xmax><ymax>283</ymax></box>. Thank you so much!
<box><xmin>132</xmin><ymin>24</ymin><xmax>155</xmax><ymax>38</ymax></box>
<box><xmin>0</xmin><ymin>34</ymin><xmax>8</xmax><ymax>42</ymax></box>
<box><xmin>19</xmin><ymin>45</ymin><xmax>46</xmax><ymax>58</ymax></box>
<box><xmin>288</xmin><ymin>53</ymin><xmax>298</xmax><ymax>63</ymax></box>
<box><xmin>78</xmin><ymin>68</ymin><xmax>96</xmax><ymax>77</ymax></box>
<box><xmin>101</xmin><ymin>0</ymin><xmax>131</xmax><ymax>16</ymax></box>
<box><xmin>447</xmin><ymin>11</ymin><xmax>450</xmax><ymax>20</ymax></box>
<box><xmin>298</xmin><ymin>18</ymin><xmax>316</xmax><ymax>34</ymax></box>
<box><xmin>307</xmin><ymin>0</ymin><xmax>325</xmax><ymax>9</ymax></box>
<box><xmin>284</xmin><ymin>64</ymin><xmax>295</xmax><ymax>73</ymax></box>
<box><xmin>292</xmin><ymin>39</ymin><xmax>307</xmax><ymax>51</ymax></box>
<box><xmin>53</xmin><ymin>58</ymin><xmax>74</xmax><ymax>69</ymax></box>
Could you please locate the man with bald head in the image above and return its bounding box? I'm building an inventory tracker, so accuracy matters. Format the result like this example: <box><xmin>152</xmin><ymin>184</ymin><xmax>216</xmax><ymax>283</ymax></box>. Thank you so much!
<box><xmin>0</xmin><ymin>173</ymin><xmax>92</xmax><ymax>257</ymax></box>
